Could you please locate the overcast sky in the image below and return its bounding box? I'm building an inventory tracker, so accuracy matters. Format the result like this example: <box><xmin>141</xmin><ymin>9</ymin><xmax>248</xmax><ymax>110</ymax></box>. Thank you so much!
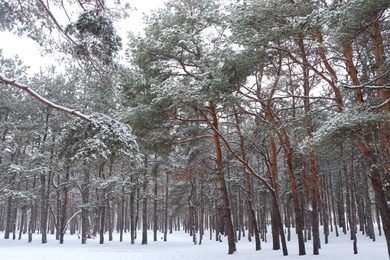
<box><xmin>0</xmin><ymin>1</ymin><xmax>167</xmax><ymax>74</ymax></box>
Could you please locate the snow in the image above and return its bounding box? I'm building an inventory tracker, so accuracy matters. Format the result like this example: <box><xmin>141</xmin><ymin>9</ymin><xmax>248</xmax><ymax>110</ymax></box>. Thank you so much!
<box><xmin>0</xmin><ymin>228</ymin><xmax>387</xmax><ymax>260</ymax></box>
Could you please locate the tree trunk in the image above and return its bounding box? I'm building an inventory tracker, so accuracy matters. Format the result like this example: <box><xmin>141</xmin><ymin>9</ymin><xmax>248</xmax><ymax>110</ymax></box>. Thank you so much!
<box><xmin>81</xmin><ymin>166</ymin><xmax>90</xmax><ymax>244</ymax></box>
<box><xmin>4</xmin><ymin>196</ymin><xmax>13</xmax><ymax>239</ymax></box>
<box><xmin>164</xmin><ymin>171</ymin><xmax>169</xmax><ymax>242</ymax></box>
<box><xmin>245</xmin><ymin>174</ymin><xmax>261</xmax><ymax>250</ymax></box>
<box><xmin>310</xmin><ymin>152</ymin><xmax>320</xmax><ymax>255</ymax></box>
<box><xmin>55</xmin><ymin>175</ymin><xmax>62</xmax><ymax>241</ymax></box>
<box><xmin>209</xmin><ymin>102</ymin><xmax>236</xmax><ymax>254</ymax></box>
<box><xmin>349</xmin><ymin>152</ymin><xmax>358</xmax><ymax>254</ymax></box>
<box><xmin>322</xmin><ymin>171</ymin><xmax>330</xmax><ymax>245</ymax></box>
<box><xmin>119</xmin><ymin>185</ymin><xmax>125</xmax><ymax>242</ymax></box>
<box><xmin>130</xmin><ymin>175</ymin><xmax>136</xmax><ymax>244</ymax></box>
<box><xmin>354</xmin><ymin>139</ymin><xmax>390</xmax><ymax>258</ymax></box>
<box><xmin>370</xmin><ymin>159</ymin><xmax>390</xmax><ymax>258</ymax></box>
<box><xmin>268</xmin><ymin>135</ymin><xmax>288</xmax><ymax>256</ymax></box>
<box><xmin>28</xmin><ymin>176</ymin><xmax>38</xmax><ymax>243</ymax></box>
<box><xmin>328</xmin><ymin>171</ymin><xmax>339</xmax><ymax>237</ymax></box>
<box><xmin>99</xmin><ymin>199</ymin><xmax>106</xmax><ymax>244</ymax></box>
<box><xmin>153</xmin><ymin>169</ymin><xmax>158</xmax><ymax>242</ymax></box>
<box><xmin>60</xmin><ymin>166</ymin><xmax>70</xmax><ymax>244</ymax></box>
<box><xmin>40</xmin><ymin>172</ymin><xmax>48</xmax><ymax>244</ymax></box>
<box><xmin>4</xmin><ymin>168</ymin><xmax>16</xmax><ymax>240</ymax></box>
<box><xmin>277</xmin><ymin>130</ymin><xmax>305</xmax><ymax>255</ymax></box>
<box><xmin>142</xmin><ymin>159</ymin><xmax>148</xmax><ymax>245</ymax></box>
<box><xmin>233</xmin><ymin>111</ymin><xmax>260</xmax><ymax>250</ymax></box>
<box><xmin>18</xmin><ymin>207</ymin><xmax>26</xmax><ymax>240</ymax></box>
<box><xmin>363</xmin><ymin>164</ymin><xmax>375</xmax><ymax>241</ymax></box>
<box><xmin>217</xmin><ymin>170</ymin><xmax>236</xmax><ymax>254</ymax></box>
<box><xmin>298</xmin><ymin>35</ymin><xmax>321</xmax><ymax>255</ymax></box>
<box><xmin>107</xmin><ymin>200</ymin><xmax>113</xmax><ymax>242</ymax></box>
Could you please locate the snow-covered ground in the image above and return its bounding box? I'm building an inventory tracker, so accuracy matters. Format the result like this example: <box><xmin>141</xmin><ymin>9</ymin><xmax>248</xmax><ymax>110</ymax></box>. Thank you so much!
<box><xmin>0</xmin><ymin>228</ymin><xmax>387</xmax><ymax>260</ymax></box>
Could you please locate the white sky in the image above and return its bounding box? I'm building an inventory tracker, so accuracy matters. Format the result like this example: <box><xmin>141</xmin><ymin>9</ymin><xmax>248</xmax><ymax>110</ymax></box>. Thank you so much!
<box><xmin>0</xmin><ymin>0</ymin><xmax>167</xmax><ymax>74</ymax></box>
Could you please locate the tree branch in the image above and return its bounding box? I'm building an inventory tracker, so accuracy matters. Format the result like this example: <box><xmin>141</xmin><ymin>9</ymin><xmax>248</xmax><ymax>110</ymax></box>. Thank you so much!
<box><xmin>171</xmin><ymin>135</ymin><xmax>213</xmax><ymax>145</ymax></box>
<box><xmin>0</xmin><ymin>73</ymin><xmax>91</xmax><ymax>122</ymax></box>
<box><xmin>369</xmin><ymin>98</ymin><xmax>390</xmax><ymax>111</ymax></box>
<box><xmin>36</xmin><ymin>0</ymin><xmax>103</xmax><ymax>74</ymax></box>
<box><xmin>344</xmin><ymin>85</ymin><xmax>390</xmax><ymax>90</ymax></box>
<box><xmin>342</xmin><ymin>69</ymin><xmax>390</xmax><ymax>90</ymax></box>
<box><xmin>195</xmin><ymin>105</ymin><xmax>275</xmax><ymax>193</ymax></box>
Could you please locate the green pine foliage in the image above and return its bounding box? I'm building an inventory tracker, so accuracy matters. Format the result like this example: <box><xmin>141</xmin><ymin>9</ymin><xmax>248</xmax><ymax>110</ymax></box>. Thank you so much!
<box><xmin>61</xmin><ymin>113</ymin><xmax>138</xmax><ymax>162</ymax></box>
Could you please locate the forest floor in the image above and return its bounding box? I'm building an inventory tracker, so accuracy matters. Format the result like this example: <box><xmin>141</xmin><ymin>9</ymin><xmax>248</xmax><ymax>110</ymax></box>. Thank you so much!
<box><xmin>0</xmin><ymin>227</ymin><xmax>387</xmax><ymax>260</ymax></box>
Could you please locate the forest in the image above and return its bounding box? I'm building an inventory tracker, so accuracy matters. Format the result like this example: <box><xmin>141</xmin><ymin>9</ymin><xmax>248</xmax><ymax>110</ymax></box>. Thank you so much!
<box><xmin>0</xmin><ymin>0</ymin><xmax>389</xmax><ymax>258</ymax></box>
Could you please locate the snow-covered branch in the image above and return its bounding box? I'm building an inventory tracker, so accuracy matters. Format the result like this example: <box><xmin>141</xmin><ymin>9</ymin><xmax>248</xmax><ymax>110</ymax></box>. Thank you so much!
<box><xmin>171</xmin><ymin>135</ymin><xmax>214</xmax><ymax>145</ymax></box>
<box><xmin>63</xmin><ymin>210</ymin><xmax>82</xmax><ymax>234</ymax></box>
<box><xmin>343</xmin><ymin>69</ymin><xmax>390</xmax><ymax>90</ymax></box>
<box><xmin>344</xmin><ymin>85</ymin><xmax>390</xmax><ymax>90</ymax></box>
<box><xmin>369</xmin><ymin>98</ymin><xmax>390</xmax><ymax>111</ymax></box>
<box><xmin>0</xmin><ymin>73</ymin><xmax>91</xmax><ymax>122</ymax></box>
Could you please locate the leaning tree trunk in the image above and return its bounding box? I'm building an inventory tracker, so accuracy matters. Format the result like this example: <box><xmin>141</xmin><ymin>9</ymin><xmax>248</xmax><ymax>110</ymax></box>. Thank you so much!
<box><xmin>217</xmin><ymin>170</ymin><xmax>236</xmax><ymax>254</ymax></box>
<box><xmin>244</xmin><ymin>172</ymin><xmax>261</xmax><ymax>251</ymax></box>
<box><xmin>268</xmin><ymin>135</ymin><xmax>288</xmax><ymax>256</ymax></box>
<box><xmin>209</xmin><ymin>102</ymin><xmax>236</xmax><ymax>254</ymax></box>
<box><xmin>276</xmin><ymin>129</ymin><xmax>305</xmax><ymax>255</ymax></box>
<box><xmin>234</xmin><ymin>110</ymin><xmax>260</xmax><ymax>250</ymax></box>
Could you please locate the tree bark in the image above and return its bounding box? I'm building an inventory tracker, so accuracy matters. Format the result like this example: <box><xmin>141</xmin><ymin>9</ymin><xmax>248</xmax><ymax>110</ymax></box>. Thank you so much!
<box><xmin>99</xmin><ymin>196</ymin><xmax>106</xmax><ymax>244</ymax></box>
<box><xmin>209</xmin><ymin>103</ymin><xmax>236</xmax><ymax>254</ymax></box>
<box><xmin>349</xmin><ymin>152</ymin><xmax>358</xmax><ymax>254</ymax></box>
<box><xmin>119</xmin><ymin>184</ymin><xmax>125</xmax><ymax>242</ymax></box>
<box><xmin>299</xmin><ymin>35</ymin><xmax>321</xmax><ymax>255</ymax></box>
<box><xmin>233</xmin><ymin>111</ymin><xmax>260</xmax><ymax>250</ymax></box>
<box><xmin>153</xmin><ymin>167</ymin><xmax>158</xmax><ymax>242</ymax></box>
<box><xmin>363</xmin><ymin>164</ymin><xmax>375</xmax><ymax>241</ymax></box>
<box><xmin>28</xmin><ymin>176</ymin><xmax>38</xmax><ymax>243</ymax></box>
<box><xmin>276</xmin><ymin>129</ymin><xmax>305</xmax><ymax>255</ymax></box>
<box><xmin>81</xmin><ymin>166</ymin><xmax>90</xmax><ymax>244</ymax></box>
<box><xmin>164</xmin><ymin>171</ymin><xmax>169</xmax><ymax>242</ymax></box>
<box><xmin>40</xmin><ymin>172</ymin><xmax>48</xmax><ymax>244</ymax></box>
<box><xmin>60</xmin><ymin>166</ymin><xmax>70</xmax><ymax>244</ymax></box>
<box><xmin>142</xmin><ymin>158</ymin><xmax>148</xmax><ymax>245</ymax></box>
<box><xmin>4</xmin><ymin>196</ymin><xmax>13</xmax><ymax>239</ymax></box>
